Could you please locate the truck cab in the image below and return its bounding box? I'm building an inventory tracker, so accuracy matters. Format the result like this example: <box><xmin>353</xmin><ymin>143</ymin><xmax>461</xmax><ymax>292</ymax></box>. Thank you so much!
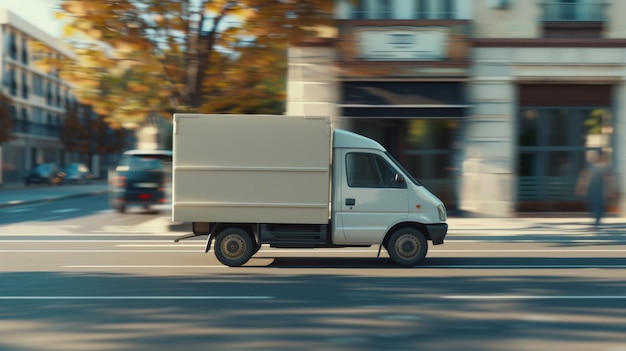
<box><xmin>331</xmin><ymin>130</ymin><xmax>447</xmax><ymax>250</ymax></box>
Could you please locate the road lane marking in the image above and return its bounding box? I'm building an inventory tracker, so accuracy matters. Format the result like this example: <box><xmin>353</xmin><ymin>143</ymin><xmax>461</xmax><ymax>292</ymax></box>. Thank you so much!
<box><xmin>61</xmin><ymin>264</ymin><xmax>626</xmax><ymax>269</ymax></box>
<box><xmin>63</xmin><ymin>265</ymin><xmax>229</xmax><ymax>268</ymax></box>
<box><xmin>50</xmin><ymin>208</ymin><xmax>79</xmax><ymax>213</ymax></box>
<box><xmin>428</xmin><ymin>265</ymin><xmax>626</xmax><ymax>268</ymax></box>
<box><xmin>0</xmin><ymin>250</ymin><xmax>201</xmax><ymax>253</ymax></box>
<box><xmin>0</xmin><ymin>208</ymin><xmax>33</xmax><ymax>213</ymax></box>
<box><xmin>0</xmin><ymin>240</ymin><xmax>179</xmax><ymax>243</ymax></box>
<box><xmin>0</xmin><ymin>296</ymin><xmax>273</xmax><ymax>300</ymax></box>
<box><xmin>35</xmin><ymin>217</ymin><xmax>61</xmax><ymax>221</ymax></box>
<box><xmin>442</xmin><ymin>295</ymin><xmax>626</xmax><ymax>300</ymax></box>
<box><xmin>0</xmin><ymin>233</ymin><xmax>179</xmax><ymax>237</ymax></box>
<box><xmin>431</xmin><ymin>249</ymin><xmax>626</xmax><ymax>252</ymax></box>
<box><xmin>448</xmin><ymin>239</ymin><xmax>626</xmax><ymax>243</ymax></box>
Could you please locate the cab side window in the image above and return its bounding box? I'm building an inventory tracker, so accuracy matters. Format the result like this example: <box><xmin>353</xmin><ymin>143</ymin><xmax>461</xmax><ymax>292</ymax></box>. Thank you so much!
<box><xmin>346</xmin><ymin>152</ymin><xmax>404</xmax><ymax>188</ymax></box>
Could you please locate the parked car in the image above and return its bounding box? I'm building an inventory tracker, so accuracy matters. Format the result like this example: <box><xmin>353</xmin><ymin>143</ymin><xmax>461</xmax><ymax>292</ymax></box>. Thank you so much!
<box><xmin>24</xmin><ymin>163</ymin><xmax>65</xmax><ymax>186</ymax></box>
<box><xmin>62</xmin><ymin>163</ymin><xmax>95</xmax><ymax>184</ymax></box>
<box><xmin>109</xmin><ymin>149</ymin><xmax>172</xmax><ymax>213</ymax></box>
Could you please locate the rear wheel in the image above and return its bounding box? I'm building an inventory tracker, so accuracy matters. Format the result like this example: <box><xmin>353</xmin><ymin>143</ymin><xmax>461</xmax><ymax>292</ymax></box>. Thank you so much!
<box><xmin>387</xmin><ymin>227</ymin><xmax>428</xmax><ymax>267</ymax></box>
<box><xmin>214</xmin><ymin>227</ymin><xmax>254</xmax><ymax>267</ymax></box>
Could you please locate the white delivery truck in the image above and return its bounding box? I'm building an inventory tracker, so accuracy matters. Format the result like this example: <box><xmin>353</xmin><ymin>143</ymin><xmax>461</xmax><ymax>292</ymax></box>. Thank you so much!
<box><xmin>172</xmin><ymin>114</ymin><xmax>447</xmax><ymax>267</ymax></box>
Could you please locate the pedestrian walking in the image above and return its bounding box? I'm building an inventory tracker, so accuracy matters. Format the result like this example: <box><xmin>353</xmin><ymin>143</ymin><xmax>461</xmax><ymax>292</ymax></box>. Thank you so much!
<box><xmin>576</xmin><ymin>151</ymin><xmax>615</xmax><ymax>227</ymax></box>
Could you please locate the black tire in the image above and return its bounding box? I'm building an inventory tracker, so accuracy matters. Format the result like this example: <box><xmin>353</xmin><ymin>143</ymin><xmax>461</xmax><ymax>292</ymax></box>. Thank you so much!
<box><xmin>116</xmin><ymin>204</ymin><xmax>126</xmax><ymax>213</ymax></box>
<box><xmin>387</xmin><ymin>227</ymin><xmax>428</xmax><ymax>267</ymax></box>
<box><xmin>214</xmin><ymin>227</ymin><xmax>254</xmax><ymax>267</ymax></box>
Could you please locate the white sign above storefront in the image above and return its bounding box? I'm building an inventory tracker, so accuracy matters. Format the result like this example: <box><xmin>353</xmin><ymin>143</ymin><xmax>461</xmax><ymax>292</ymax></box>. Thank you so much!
<box><xmin>357</xmin><ymin>27</ymin><xmax>448</xmax><ymax>61</ymax></box>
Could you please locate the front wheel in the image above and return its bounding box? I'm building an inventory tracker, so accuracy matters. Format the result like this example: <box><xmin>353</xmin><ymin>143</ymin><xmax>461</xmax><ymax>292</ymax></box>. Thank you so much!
<box><xmin>387</xmin><ymin>227</ymin><xmax>428</xmax><ymax>267</ymax></box>
<box><xmin>214</xmin><ymin>227</ymin><xmax>254</xmax><ymax>267</ymax></box>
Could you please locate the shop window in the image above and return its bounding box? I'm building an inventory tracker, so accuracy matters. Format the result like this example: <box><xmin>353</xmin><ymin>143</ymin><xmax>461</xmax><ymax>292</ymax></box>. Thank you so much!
<box><xmin>547</xmin><ymin>109</ymin><xmax>569</xmax><ymax>146</ymax></box>
<box><xmin>516</xmin><ymin>106</ymin><xmax>613</xmax><ymax>211</ymax></box>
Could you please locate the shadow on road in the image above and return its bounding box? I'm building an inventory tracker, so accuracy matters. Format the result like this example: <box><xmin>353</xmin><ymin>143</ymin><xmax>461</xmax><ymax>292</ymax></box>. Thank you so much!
<box><xmin>0</xmin><ymin>270</ymin><xmax>625</xmax><ymax>351</ymax></box>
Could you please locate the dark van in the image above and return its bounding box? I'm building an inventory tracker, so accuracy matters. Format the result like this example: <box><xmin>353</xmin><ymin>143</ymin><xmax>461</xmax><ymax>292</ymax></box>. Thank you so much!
<box><xmin>109</xmin><ymin>149</ymin><xmax>172</xmax><ymax>213</ymax></box>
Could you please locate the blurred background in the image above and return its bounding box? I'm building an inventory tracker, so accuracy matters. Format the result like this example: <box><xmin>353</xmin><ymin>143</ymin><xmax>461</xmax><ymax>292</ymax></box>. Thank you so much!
<box><xmin>0</xmin><ymin>0</ymin><xmax>623</xmax><ymax>217</ymax></box>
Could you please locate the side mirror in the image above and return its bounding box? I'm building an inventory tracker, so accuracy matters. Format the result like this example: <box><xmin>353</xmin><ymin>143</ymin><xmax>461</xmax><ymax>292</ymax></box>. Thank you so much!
<box><xmin>394</xmin><ymin>173</ymin><xmax>405</xmax><ymax>184</ymax></box>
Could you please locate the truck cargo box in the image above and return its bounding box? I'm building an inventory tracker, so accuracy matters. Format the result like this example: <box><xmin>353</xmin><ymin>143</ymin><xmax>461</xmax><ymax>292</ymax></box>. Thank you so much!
<box><xmin>172</xmin><ymin>114</ymin><xmax>331</xmax><ymax>224</ymax></box>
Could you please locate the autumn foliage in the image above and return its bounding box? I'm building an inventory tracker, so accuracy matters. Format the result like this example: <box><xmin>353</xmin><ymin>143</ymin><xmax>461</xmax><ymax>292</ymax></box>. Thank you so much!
<box><xmin>41</xmin><ymin>0</ymin><xmax>334</xmax><ymax>128</ymax></box>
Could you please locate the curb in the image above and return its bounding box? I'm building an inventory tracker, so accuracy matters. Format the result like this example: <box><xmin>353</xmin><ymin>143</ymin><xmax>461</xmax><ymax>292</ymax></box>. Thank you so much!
<box><xmin>0</xmin><ymin>190</ymin><xmax>109</xmax><ymax>209</ymax></box>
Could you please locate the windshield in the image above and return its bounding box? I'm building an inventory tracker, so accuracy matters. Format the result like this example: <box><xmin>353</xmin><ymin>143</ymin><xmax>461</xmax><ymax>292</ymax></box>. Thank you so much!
<box><xmin>385</xmin><ymin>152</ymin><xmax>422</xmax><ymax>186</ymax></box>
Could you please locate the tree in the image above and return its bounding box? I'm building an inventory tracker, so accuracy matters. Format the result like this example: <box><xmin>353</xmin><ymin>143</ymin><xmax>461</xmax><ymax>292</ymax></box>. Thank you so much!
<box><xmin>0</xmin><ymin>90</ymin><xmax>15</xmax><ymax>144</ymax></box>
<box><xmin>41</xmin><ymin>0</ymin><xmax>334</xmax><ymax>128</ymax></box>
<box><xmin>59</xmin><ymin>101</ymin><xmax>128</xmax><ymax>166</ymax></box>
<box><xmin>59</xmin><ymin>100</ymin><xmax>88</xmax><ymax>154</ymax></box>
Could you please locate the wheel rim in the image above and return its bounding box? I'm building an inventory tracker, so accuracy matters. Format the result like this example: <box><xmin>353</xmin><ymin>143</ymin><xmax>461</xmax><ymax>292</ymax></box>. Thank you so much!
<box><xmin>394</xmin><ymin>234</ymin><xmax>420</xmax><ymax>259</ymax></box>
<box><xmin>221</xmin><ymin>234</ymin><xmax>246</xmax><ymax>258</ymax></box>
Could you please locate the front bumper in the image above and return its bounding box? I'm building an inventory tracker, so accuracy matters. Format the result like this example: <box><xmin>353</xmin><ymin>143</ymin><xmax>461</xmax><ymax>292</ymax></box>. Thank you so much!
<box><xmin>425</xmin><ymin>223</ymin><xmax>448</xmax><ymax>245</ymax></box>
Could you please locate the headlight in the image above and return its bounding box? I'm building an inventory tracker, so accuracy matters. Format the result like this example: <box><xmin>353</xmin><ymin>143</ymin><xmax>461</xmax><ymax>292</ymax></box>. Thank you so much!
<box><xmin>438</xmin><ymin>204</ymin><xmax>447</xmax><ymax>222</ymax></box>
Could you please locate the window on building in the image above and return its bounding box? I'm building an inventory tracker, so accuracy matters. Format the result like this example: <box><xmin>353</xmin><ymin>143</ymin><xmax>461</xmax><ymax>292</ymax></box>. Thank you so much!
<box><xmin>353</xmin><ymin>0</ymin><xmax>368</xmax><ymax>19</ymax></box>
<box><xmin>8</xmin><ymin>32</ymin><xmax>17</xmax><ymax>60</ymax></box>
<box><xmin>46</xmin><ymin>81</ymin><xmax>52</xmax><ymax>105</ymax></box>
<box><xmin>441</xmin><ymin>0</ymin><xmax>455</xmax><ymax>19</ymax></box>
<box><xmin>8</xmin><ymin>69</ymin><xmax>17</xmax><ymax>96</ymax></box>
<box><xmin>17</xmin><ymin>107</ymin><xmax>29</xmax><ymax>133</ymax></box>
<box><xmin>21</xmin><ymin>38</ymin><xmax>29</xmax><ymax>64</ymax></box>
<box><xmin>415</xmin><ymin>0</ymin><xmax>455</xmax><ymax>20</ymax></box>
<box><xmin>9</xmin><ymin>105</ymin><xmax>17</xmax><ymax>120</ymax></box>
<box><xmin>415</xmin><ymin>0</ymin><xmax>429</xmax><ymax>19</ymax></box>
<box><xmin>33</xmin><ymin>75</ymin><xmax>43</xmax><ymax>96</ymax></box>
<box><xmin>559</xmin><ymin>0</ymin><xmax>577</xmax><ymax>20</ymax></box>
<box><xmin>542</xmin><ymin>0</ymin><xmax>605</xmax><ymax>21</ymax></box>
<box><xmin>55</xmin><ymin>84</ymin><xmax>61</xmax><ymax>107</ymax></box>
<box><xmin>379</xmin><ymin>0</ymin><xmax>393</xmax><ymax>19</ymax></box>
<box><xmin>21</xmin><ymin>72</ymin><xmax>29</xmax><ymax>99</ymax></box>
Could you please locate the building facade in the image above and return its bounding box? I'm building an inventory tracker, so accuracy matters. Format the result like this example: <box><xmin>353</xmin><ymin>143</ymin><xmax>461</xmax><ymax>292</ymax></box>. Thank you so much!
<box><xmin>0</xmin><ymin>9</ymin><xmax>127</xmax><ymax>183</ymax></box>
<box><xmin>287</xmin><ymin>0</ymin><xmax>626</xmax><ymax>217</ymax></box>
<box><xmin>0</xmin><ymin>9</ymin><xmax>75</xmax><ymax>184</ymax></box>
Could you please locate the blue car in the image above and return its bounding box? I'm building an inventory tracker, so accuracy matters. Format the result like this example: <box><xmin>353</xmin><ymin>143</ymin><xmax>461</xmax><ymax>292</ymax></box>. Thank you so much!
<box><xmin>24</xmin><ymin>163</ymin><xmax>65</xmax><ymax>186</ymax></box>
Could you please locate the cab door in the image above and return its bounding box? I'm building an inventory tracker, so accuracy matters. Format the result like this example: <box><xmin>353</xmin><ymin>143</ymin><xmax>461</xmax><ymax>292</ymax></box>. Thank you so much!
<box><xmin>334</xmin><ymin>149</ymin><xmax>409</xmax><ymax>245</ymax></box>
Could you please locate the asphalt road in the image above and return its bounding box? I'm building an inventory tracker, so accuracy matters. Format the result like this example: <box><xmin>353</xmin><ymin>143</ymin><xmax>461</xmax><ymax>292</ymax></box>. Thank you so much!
<box><xmin>1</xmin><ymin>192</ymin><xmax>626</xmax><ymax>351</ymax></box>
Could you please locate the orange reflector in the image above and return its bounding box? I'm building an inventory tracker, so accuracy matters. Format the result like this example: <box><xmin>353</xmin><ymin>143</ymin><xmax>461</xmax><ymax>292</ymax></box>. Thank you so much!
<box><xmin>415</xmin><ymin>204</ymin><xmax>421</xmax><ymax>209</ymax></box>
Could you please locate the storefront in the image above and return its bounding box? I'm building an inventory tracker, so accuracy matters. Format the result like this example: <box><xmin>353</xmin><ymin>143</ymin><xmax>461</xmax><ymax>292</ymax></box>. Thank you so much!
<box><xmin>516</xmin><ymin>84</ymin><xmax>614</xmax><ymax>212</ymax></box>
<box><xmin>339</xmin><ymin>81</ymin><xmax>467</xmax><ymax>209</ymax></box>
<box><xmin>466</xmin><ymin>43</ymin><xmax>626</xmax><ymax>217</ymax></box>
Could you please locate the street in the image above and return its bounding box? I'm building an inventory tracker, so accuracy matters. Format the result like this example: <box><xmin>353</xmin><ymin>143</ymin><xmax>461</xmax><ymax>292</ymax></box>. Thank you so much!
<box><xmin>1</xmin><ymin>188</ymin><xmax>626</xmax><ymax>350</ymax></box>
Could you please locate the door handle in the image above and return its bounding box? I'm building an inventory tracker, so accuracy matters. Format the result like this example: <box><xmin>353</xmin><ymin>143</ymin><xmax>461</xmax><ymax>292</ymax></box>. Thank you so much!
<box><xmin>345</xmin><ymin>198</ymin><xmax>356</xmax><ymax>206</ymax></box>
